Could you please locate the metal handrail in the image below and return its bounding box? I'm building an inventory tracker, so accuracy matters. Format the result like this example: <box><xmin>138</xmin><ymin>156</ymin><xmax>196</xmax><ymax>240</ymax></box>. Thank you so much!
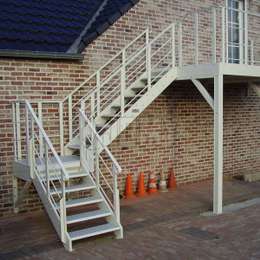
<box><xmin>79</xmin><ymin>109</ymin><xmax>121</xmax><ymax>174</ymax></box>
<box><xmin>24</xmin><ymin>100</ymin><xmax>69</xmax><ymax>180</ymax></box>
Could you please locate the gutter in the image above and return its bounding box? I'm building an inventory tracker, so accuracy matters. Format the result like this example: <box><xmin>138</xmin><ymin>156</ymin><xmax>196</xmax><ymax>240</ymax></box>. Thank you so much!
<box><xmin>0</xmin><ymin>50</ymin><xmax>83</xmax><ymax>60</ymax></box>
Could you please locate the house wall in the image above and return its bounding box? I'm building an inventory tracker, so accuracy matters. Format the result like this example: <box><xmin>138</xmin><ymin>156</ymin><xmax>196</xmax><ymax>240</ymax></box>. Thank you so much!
<box><xmin>0</xmin><ymin>0</ymin><xmax>260</xmax><ymax>217</ymax></box>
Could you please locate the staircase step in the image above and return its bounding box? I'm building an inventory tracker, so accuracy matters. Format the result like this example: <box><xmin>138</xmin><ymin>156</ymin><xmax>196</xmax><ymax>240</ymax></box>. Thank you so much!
<box><xmin>67</xmin><ymin>209</ymin><xmax>112</xmax><ymax>224</ymax></box>
<box><xmin>56</xmin><ymin>195</ymin><xmax>103</xmax><ymax>209</ymax></box>
<box><xmin>41</xmin><ymin>171</ymin><xmax>88</xmax><ymax>181</ymax></box>
<box><xmin>69</xmin><ymin>223</ymin><xmax>120</xmax><ymax>241</ymax></box>
<box><xmin>50</xmin><ymin>183</ymin><xmax>96</xmax><ymax>195</ymax></box>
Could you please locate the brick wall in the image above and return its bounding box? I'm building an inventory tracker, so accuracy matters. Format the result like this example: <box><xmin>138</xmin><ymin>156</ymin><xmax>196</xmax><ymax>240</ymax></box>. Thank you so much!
<box><xmin>1</xmin><ymin>0</ymin><xmax>260</xmax><ymax>217</ymax></box>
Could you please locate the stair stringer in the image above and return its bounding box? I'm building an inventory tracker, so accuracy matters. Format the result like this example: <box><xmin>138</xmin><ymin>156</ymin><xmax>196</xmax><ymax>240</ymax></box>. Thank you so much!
<box><xmin>33</xmin><ymin>175</ymin><xmax>72</xmax><ymax>251</ymax></box>
<box><xmin>100</xmin><ymin>67</ymin><xmax>178</xmax><ymax>150</ymax></box>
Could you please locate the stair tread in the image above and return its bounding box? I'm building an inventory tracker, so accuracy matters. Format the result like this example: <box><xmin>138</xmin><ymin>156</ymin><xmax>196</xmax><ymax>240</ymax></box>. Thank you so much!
<box><xmin>67</xmin><ymin>209</ymin><xmax>111</xmax><ymax>224</ymax></box>
<box><xmin>50</xmin><ymin>182</ymin><xmax>96</xmax><ymax>195</ymax></box>
<box><xmin>56</xmin><ymin>195</ymin><xmax>103</xmax><ymax>209</ymax></box>
<box><xmin>41</xmin><ymin>171</ymin><xmax>88</xmax><ymax>181</ymax></box>
<box><xmin>69</xmin><ymin>222</ymin><xmax>120</xmax><ymax>241</ymax></box>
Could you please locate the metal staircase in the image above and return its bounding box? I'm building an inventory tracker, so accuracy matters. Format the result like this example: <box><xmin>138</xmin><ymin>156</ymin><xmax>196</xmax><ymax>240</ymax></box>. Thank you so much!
<box><xmin>12</xmin><ymin>22</ymin><xmax>179</xmax><ymax>251</ymax></box>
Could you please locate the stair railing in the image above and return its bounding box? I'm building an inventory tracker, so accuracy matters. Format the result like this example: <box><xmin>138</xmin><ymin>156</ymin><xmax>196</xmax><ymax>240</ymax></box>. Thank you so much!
<box><xmin>80</xmin><ymin>23</ymin><xmax>178</xmax><ymax>135</ymax></box>
<box><xmin>79</xmin><ymin>108</ymin><xmax>122</xmax><ymax>224</ymax></box>
<box><xmin>62</xmin><ymin>29</ymin><xmax>149</xmax><ymax>141</ymax></box>
<box><xmin>14</xmin><ymin>100</ymin><xmax>69</xmax><ymax>242</ymax></box>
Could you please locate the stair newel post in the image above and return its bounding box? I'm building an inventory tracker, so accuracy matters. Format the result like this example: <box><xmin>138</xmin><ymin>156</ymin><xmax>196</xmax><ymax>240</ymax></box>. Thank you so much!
<box><xmin>25</xmin><ymin>103</ymin><xmax>30</xmax><ymax>160</ymax></box>
<box><xmin>44</xmin><ymin>142</ymin><xmax>50</xmax><ymax>198</ymax></box>
<box><xmin>15</xmin><ymin>102</ymin><xmax>22</xmax><ymax>160</ymax></box>
<box><xmin>112</xmin><ymin>164</ymin><xmax>120</xmax><ymax>223</ymax></box>
<box><xmin>59</xmin><ymin>102</ymin><xmax>64</xmax><ymax>156</ymax></box>
<box><xmin>37</xmin><ymin>102</ymin><xmax>44</xmax><ymax>157</ymax></box>
<box><xmin>27</xmin><ymin>107</ymin><xmax>35</xmax><ymax>179</ymax></box>
<box><xmin>211</xmin><ymin>7</ymin><xmax>217</xmax><ymax>63</ymax></box>
<box><xmin>178</xmin><ymin>22</ymin><xmax>183</xmax><ymax>67</ymax></box>
<box><xmin>96</xmin><ymin>71</ymin><xmax>101</xmax><ymax>116</ymax></box>
<box><xmin>120</xmin><ymin>49</ymin><xmax>126</xmax><ymax>116</ymax></box>
<box><xmin>171</xmin><ymin>23</ymin><xmax>176</xmax><ymax>68</ymax></box>
<box><xmin>68</xmin><ymin>95</ymin><xmax>73</xmax><ymax>142</ymax></box>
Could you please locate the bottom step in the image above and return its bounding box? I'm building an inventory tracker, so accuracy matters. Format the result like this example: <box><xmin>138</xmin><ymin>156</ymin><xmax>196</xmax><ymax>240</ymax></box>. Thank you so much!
<box><xmin>69</xmin><ymin>223</ymin><xmax>121</xmax><ymax>241</ymax></box>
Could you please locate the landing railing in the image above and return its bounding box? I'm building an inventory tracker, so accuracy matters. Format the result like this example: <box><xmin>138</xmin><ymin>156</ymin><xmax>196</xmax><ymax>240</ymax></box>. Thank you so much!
<box><xmin>79</xmin><ymin>108</ymin><xmax>122</xmax><ymax>224</ymax></box>
<box><xmin>13</xmin><ymin>100</ymin><xmax>68</xmax><ymax>242</ymax></box>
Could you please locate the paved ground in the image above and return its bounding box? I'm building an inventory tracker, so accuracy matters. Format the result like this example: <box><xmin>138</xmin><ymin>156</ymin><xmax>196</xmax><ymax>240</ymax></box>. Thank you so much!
<box><xmin>1</xmin><ymin>179</ymin><xmax>260</xmax><ymax>259</ymax></box>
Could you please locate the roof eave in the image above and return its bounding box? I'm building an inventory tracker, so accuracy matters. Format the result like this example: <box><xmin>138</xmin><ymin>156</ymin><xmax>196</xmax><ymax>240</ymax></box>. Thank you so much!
<box><xmin>0</xmin><ymin>50</ymin><xmax>84</xmax><ymax>60</ymax></box>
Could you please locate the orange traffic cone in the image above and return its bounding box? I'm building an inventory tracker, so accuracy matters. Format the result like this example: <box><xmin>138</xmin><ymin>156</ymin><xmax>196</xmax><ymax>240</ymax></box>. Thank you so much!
<box><xmin>168</xmin><ymin>169</ymin><xmax>177</xmax><ymax>189</ymax></box>
<box><xmin>148</xmin><ymin>172</ymin><xmax>158</xmax><ymax>194</ymax></box>
<box><xmin>136</xmin><ymin>172</ymin><xmax>148</xmax><ymax>197</ymax></box>
<box><xmin>124</xmin><ymin>174</ymin><xmax>135</xmax><ymax>199</ymax></box>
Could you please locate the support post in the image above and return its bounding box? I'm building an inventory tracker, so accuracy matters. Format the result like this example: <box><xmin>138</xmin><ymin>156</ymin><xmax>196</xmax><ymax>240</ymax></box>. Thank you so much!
<box><xmin>146</xmin><ymin>43</ymin><xmax>152</xmax><ymax>88</ymax></box>
<box><xmin>194</xmin><ymin>13</ymin><xmax>199</xmax><ymax>64</ymax></box>
<box><xmin>80</xmin><ymin>102</ymin><xmax>86</xmax><ymax>168</ymax></box>
<box><xmin>244</xmin><ymin>1</ymin><xmax>248</xmax><ymax>65</ymax></box>
<box><xmin>212</xmin><ymin>8</ymin><xmax>217</xmax><ymax>63</ymax></box>
<box><xmin>15</xmin><ymin>103</ymin><xmax>22</xmax><ymax>160</ymax></box>
<box><xmin>213</xmin><ymin>73</ymin><xmax>223</xmax><ymax>215</ymax></box>
<box><xmin>45</xmin><ymin>142</ymin><xmax>50</xmax><ymax>198</ymax></box>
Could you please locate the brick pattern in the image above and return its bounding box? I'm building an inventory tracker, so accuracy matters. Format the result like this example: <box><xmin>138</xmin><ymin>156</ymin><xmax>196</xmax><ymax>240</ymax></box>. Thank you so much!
<box><xmin>1</xmin><ymin>0</ymin><xmax>260</xmax><ymax>217</ymax></box>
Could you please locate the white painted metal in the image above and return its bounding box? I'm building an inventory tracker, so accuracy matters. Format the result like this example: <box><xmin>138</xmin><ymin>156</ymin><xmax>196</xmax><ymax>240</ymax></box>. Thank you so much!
<box><xmin>213</xmin><ymin>74</ymin><xmax>223</xmax><ymax>215</ymax></box>
<box><xmin>191</xmin><ymin>79</ymin><xmax>214</xmax><ymax>110</ymax></box>
<box><xmin>194</xmin><ymin>13</ymin><xmax>199</xmax><ymax>64</ymax></box>
<box><xmin>212</xmin><ymin>8</ymin><xmax>217</xmax><ymax>63</ymax></box>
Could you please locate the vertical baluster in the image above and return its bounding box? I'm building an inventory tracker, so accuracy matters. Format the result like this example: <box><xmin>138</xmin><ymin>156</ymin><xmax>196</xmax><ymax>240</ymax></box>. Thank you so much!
<box><xmin>120</xmin><ymin>50</ymin><xmax>126</xmax><ymax>116</ymax></box>
<box><xmin>194</xmin><ymin>13</ymin><xmax>199</xmax><ymax>64</ymax></box>
<box><xmin>171</xmin><ymin>23</ymin><xmax>176</xmax><ymax>67</ymax></box>
<box><xmin>45</xmin><ymin>142</ymin><xmax>50</xmax><ymax>198</ymax></box>
<box><xmin>96</xmin><ymin>71</ymin><xmax>101</xmax><ymax>116</ymax></box>
<box><xmin>68</xmin><ymin>95</ymin><xmax>72</xmax><ymax>141</ymax></box>
<box><xmin>37</xmin><ymin>102</ymin><xmax>43</xmax><ymax>157</ymax></box>
<box><xmin>221</xmin><ymin>7</ymin><xmax>226</xmax><ymax>63</ymax></box>
<box><xmin>12</xmin><ymin>103</ymin><xmax>17</xmax><ymax>161</ymax></box>
<box><xmin>90</xmin><ymin>92</ymin><xmax>95</xmax><ymax>120</ymax></box>
<box><xmin>60</xmin><ymin>181</ymin><xmax>67</xmax><ymax>243</ymax></box>
<box><xmin>146</xmin><ymin>28</ymin><xmax>152</xmax><ymax>88</ymax></box>
<box><xmin>25</xmin><ymin>104</ymin><xmax>30</xmax><ymax>161</ymax></box>
<box><xmin>178</xmin><ymin>23</ymin><xmax>183</xmax><ymax>67</ymax></box>
<box><xmin>15</xmin><ymin>102</ymin><xmax>22</xmax><ymax>160</ymax></box>
<box><xmin>112</xmin><ymin>164</ymin><xmax>120</xmax><ymax>223</ymax></box>
<box><xmin>212</xmin><ymin>7</ymin><xmax>217</xmax><ymax>63</ymax></box>
<box><xmin>59</xmin><ymin>102</ymin><xmax>64</xmax><ymax>156</ymax></box>
<box><xmin>244</xmin><ymin>2</ymin><xmax>248</xmax><ymax>65</ymax></box>
<box><xmin>80</xmin><ymin>102</ymin><xmax>86</xmax><ymax>168</ymax></box>
<box><xmin>28</xmin><ymin>114</ymin><xmax>35</xmax><ymax>179</ymax></box>
<box><xmin>94</xmin><ymin>135</ymin><xmax>100</xmax><ymax>188</ymax></box>
<box><xmin>250</xmin><ymin>40</ymin><xmax>254</xmax><ymax>65</ymax></box>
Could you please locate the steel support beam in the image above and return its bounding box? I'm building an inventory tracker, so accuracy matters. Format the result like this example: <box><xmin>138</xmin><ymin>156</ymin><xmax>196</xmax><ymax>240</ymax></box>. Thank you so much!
<box><xmin>191</xmin><ymin>79</ymin><xmax>214</xmax><ymax>110</ymax></box>
<box><xmin>213</xmin><ymin>73</ymin><xmax>223</xmax><ymax>214</ymax></box>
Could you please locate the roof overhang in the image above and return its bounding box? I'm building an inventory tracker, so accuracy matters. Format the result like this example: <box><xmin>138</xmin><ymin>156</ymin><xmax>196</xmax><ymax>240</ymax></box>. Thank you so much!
<box><xmin>0</xmin><ymin>50</ymin><xmax>83</xmax><ymax>60</ymax></box>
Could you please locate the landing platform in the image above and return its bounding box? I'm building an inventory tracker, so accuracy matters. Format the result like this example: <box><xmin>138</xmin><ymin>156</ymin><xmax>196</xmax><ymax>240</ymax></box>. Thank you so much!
<box><xmin>177</xmin><ymin>63</ymin><xmax>260</xmax><ymax>82</ymax></box>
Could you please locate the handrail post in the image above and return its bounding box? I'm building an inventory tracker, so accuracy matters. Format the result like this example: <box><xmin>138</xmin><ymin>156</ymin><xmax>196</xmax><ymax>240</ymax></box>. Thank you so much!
<box><xmin>96</xmin><ymin>71</ymin><xmax>101</xmax><ymax>116</ymax></box>
<box><xmin>60</xmin><ymin>185</ymin><xmax>67</xmax><ymax>243</ymax></box>
<box><xmin>68</xmin><ymin>95</ymin><xmax>72</xmax><ymax>141</ymax></box>
<box><xmin>90</xmin><ymin>92</ymin><xmax>95</xmax><ymax>120</ymax></box>
<box><xmin>25</xmin><ymin>104</ymin><xmax>30</xmax><ymax>160</ymax></box>
<box><xmin>178</xmin><ymin>23</ymin><xmax>183</xmax><ymax>67</ymax></box>
<box><xmin>194</xmin><ymin>13</ymin><xmax>199</xmax><ymax>64</ymax></box>
<box><xmin>12</xmin><ymin>103</ymin><xmax>17</xmax><ymax>161</ymax></box>
<box><xmin>212</xmin><ymin>7</ymin><xmax>217</xmax><ymax>63</ymax></box>
<box><xmin>120</xmin><ymin>49</ymin><xmax>126</xmax><ymax>116</ymax></box>
<box><xmin>45</xmin><ymin>142</ymin><xmax>50</xmax><ymax>198</ymax></box>
<box><xmin>244</xmin><ymin>2</ymin><xmax>248</xmax><ymax>65</ymax></box>
<box><xmin>59</xmin><ymin>102</ymin><xmax>64</xmax><ymax>156</ymax></box>
<box><xmin>146</xmin><ymin>28</ymin><xmax>152</xmax><ymax>88</ymax></box>
<box><xmin>250</xmin><ymin>40</ymin><xmax>254</xmax><ymax>65</ymax></box>
<box><xmin>15</xmin><ymin>102</ymin><xmax>22</xmax><ymax>160</ymax></box>
<box><xmin>37</xmin><ymin>102</ymin><xmax>44</xmax><ymax>157</ymax></box>
<box><xmin>171</xmin><ymin>23</ymin><xmax>176</xmax><ymax>67</ymax></box>
<box><xmin>94</xmin><ymin>136</ymin><xmax>100</xmax><ymax>189</ymax></box>
<box><xmin>221</xmin><ymin>7</ymin><xmax>226</xmax><ymax>63</ymax></box>
<box><xmin>112</xmin><ymin>164</ymin><xmax>120</xmax><ymax>223</ymax></box>
<box><xmin>80</xmin><ymin>102</ymin><xmax>86</xmax><ymax>168</ymax></box>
